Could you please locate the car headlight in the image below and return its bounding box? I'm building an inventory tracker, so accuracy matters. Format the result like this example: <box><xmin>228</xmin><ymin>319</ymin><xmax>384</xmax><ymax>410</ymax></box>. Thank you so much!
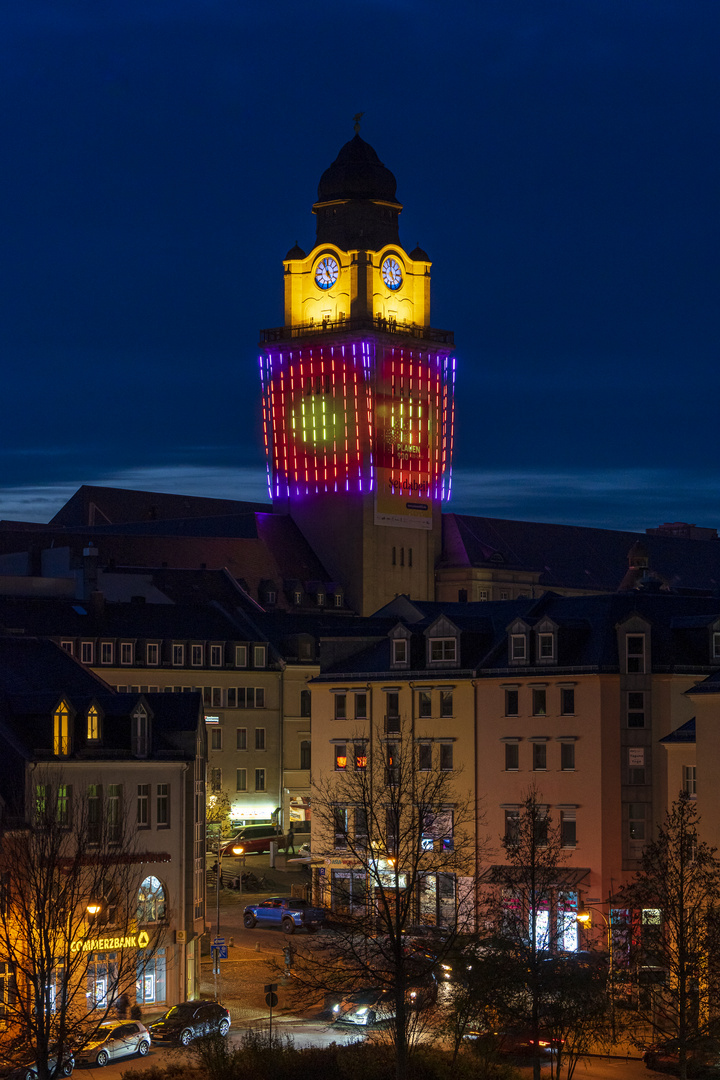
<box><xmin>333</xmin><ymin>1004</ymin><xmax>340</xmax><ymax>1013</ymax></box>
<box><xmin>356</xmin><ymin>1007</ymin><xmax>369</xmax><ymax>1015</ymax></box>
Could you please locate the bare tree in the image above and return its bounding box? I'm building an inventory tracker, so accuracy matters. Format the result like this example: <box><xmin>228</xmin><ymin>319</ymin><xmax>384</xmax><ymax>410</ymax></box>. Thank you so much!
<box><xmin>0</xmin><ymin>771</ymin><xmax>165</xmax><ymax>1080</ymax></box>
<box><xmin>479</xmin><ymin>788</ymin><xmax>608</xmax><ymax>1080</ymax></box>
<box><xmin>616</xmin><ymin>793</ymin><xmax>720</xmax><ymax>1080</ymax></box>
<box><xmin>283</xmin><ymin>717</ymin><xmax>479</xmax><ymax>1080</ymax></box>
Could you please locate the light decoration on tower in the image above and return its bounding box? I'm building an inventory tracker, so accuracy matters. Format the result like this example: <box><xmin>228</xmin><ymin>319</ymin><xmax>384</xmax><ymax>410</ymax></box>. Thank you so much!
<box><xmin>259</xmin><ymin>340</ymin><xmax>455</xmax><ymax>502</ymax></box>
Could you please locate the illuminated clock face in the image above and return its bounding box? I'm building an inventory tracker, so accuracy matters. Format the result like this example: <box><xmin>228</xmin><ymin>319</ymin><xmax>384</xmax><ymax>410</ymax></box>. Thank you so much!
<box><xmin>315</xmin><ymin>257</ymin><xmax>340</xmax><ymax>290</ymax></box>
<box><xmin>382</xmin><ymin>257</ymin><xmax>403</xmax><ymax>290</ymax></box>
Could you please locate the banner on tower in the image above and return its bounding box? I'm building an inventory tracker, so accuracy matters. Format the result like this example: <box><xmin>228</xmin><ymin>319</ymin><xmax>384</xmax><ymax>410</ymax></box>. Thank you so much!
<box><xmin>374</xmin><ymin>472</ymin><xmax>433</xmax><ymax>529</ymax></box>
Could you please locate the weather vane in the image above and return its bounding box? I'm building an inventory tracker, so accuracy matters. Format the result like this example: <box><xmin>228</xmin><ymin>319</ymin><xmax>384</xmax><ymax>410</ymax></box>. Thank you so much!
<box><xmin>353</xmin><ymin>112</ymin><xmax>364</xmax><ymax>134</ymax></box>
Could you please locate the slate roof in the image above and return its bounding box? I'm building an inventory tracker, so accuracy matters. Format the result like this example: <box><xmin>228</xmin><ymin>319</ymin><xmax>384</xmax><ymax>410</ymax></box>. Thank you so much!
<box><xmin>659</xmin><ymin>717</ymin><xmax>696</xmax><ymax>743</ymax></box>
<box><xmin>48</xmin><ymin>485</ymin><xmax>268</xmax><ymax>527</ymax></box>
<box><xmin>441</xmin><ymin>513</ymin><xmax>720</xmax><ymax>594</ymax></box>
<box><xmin>314</xmin><ymin>592</ymin><xmax>720</xmax><ymax>679</ymax></box>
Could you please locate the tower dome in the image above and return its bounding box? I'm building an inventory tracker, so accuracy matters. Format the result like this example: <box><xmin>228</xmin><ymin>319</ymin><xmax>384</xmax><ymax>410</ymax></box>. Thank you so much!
<box><xmin>317</xmin><ymin>134</ymin><xmax>400</xmax><ymax>204</ymax></box>
<box><xmin>313</xmin><ymin>133</ymin><xmax>402</xmax><ymax>251</ymax></box>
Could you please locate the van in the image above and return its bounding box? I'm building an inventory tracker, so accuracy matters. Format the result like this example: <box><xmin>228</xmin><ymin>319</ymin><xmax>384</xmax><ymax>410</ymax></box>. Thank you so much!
<box><xmin>220</xmin><ymin>824</ymin><xmax>283</xmax><ymax>856</ymax></box>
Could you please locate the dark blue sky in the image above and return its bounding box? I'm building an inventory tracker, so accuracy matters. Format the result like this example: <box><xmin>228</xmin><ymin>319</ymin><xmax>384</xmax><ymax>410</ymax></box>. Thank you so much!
<box><xmin>1</xmin><ymin>1</ymin><xmax>718</xmax><ymax>531</ymax></box>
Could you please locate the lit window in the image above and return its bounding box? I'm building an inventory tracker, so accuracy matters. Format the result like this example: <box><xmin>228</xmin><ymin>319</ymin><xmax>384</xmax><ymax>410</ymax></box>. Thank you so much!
<box><xmin>255</xmin><ymin>769</ymin><xmax>265</xmax><ymax>792</ymax></box>
<box><xmin>334</xmin><ymin>694</ymin><xmax>347</xmax><ymax>720</ymax></box>
<box><xmin>53</xmin><ymin>701</ymin><xmax>71</xmax><ymax>756</ymax></box>
<box><xmin>505</xmin><ymin>743</ymin><xmax>519</xmax><ymax>770</ymax></box>
<box><xmin>80</xmin><ymin>642</ymin><xmax>94</xmax><ymax>664</ymax></box>
<box><xmin>392</xmin><ymin>639</ymin><xmax>408</xmax><ymax>665</ymax></box>
<box><xmin>120</xmin><ymin>642</ymin><xmax>134</xmax><ymax>665</ymax></box>
<box><xmin>137</xmin><ymin>875</ymin><xmax>166</xmax><ymax>923</ymax></box>
<box><xmin>210</xmin><ymin>645</ymin><xmax>223</xmax><ymax>667</ymax></box>
<box><xmin>235</xmin><ymin>645</ymin><xmax>247</xmax><ymax>668</ymax></box>
<box><xmin>56</xmin><ymin>784</ymin><xmax>71</xmax><ymax>829</ymax></box>
<box><xmin>236</xmin><ymin>769</ymin><xmax>247</xmax><ymax>791</ymax></box>
<box><xmin>421</xmin><ymin>809</ymin><xmax>454</xmax><ymax>852</ymax></box>
<box><xmin>191</xmin><ymin>645</ymin><xmax>204</xmax><ymax>666</ymax></box>
<box><xmin>100</xmin><ymin>642</ymin><xmax>114</xmax><ymax>665</ymax></box>
<box><xmin>172</xmin><ymin>644</ymin><xmax>184</xmax><ymax>666</ymax></box>
<box><xmin>429</xmin><ymin>638</ymin><xmax>456</xmax><ymax>663</ymax></box>
<box><xmin>560</xmin><ymin>687</ymin><xmax>575</xmax><ymax>715</ymax></box>
<box><xmin>87</xmin><ymin>706</ymin><xmax>100</xmax><ymax>742</ymax></box>
<box><xmin>254</xmin><ymin>646</ymin><xmax>266</xmax><ymax>668</ymax></box>
<box><xmin>626</xmin><ymin>635</ymin><xmax>646</xmax><ymax>674</ymax></box>
<box><xmin>561</xmin><ymin>811</ymin><xmax>576</xmax><ymax>848</ymax></box>
<box><xmin>335</xmin><ymin>744</ymin><xmax>347</xmax><ymax>770</ymax></box>
<box><xmin>146</xmin><ymin>643</ymin><xmax>159</xmax><ymax>666</ymax></box>
<box><xmin>355</xmin><ymin>742</ymin><xmax>367</xmax><ymax>770</ymax></box>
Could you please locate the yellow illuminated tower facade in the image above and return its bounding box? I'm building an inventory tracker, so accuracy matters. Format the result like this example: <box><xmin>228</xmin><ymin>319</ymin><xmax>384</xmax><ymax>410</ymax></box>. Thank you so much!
<box><xmin>260</xmin><ymin>132</ymin><xmax>455</xmax><ymax>615</ymax></box>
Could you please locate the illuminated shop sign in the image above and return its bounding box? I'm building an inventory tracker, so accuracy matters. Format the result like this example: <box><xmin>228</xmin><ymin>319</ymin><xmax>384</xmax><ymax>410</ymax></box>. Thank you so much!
<box><xmin>70</xmin><ymin>930</ymin><xmax>150</xmax><ymax>954</ymax></box>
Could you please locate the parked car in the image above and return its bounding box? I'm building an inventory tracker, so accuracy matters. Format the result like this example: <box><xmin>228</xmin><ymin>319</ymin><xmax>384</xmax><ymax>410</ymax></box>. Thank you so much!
<box><xmin>466</xmin><ymin>1026</ymin><xmax>563</xmax><ymax>1058</ymax></box>
<box><xmin>148</xmin><ymin>1000</ymin><xmax>231</xmax><ymax>1045</ymax></box>
<box><xmin>74</xmin><ymin>1021</ymin><xmax>150</xmax><ymax>1066</ymax></box>
<box><xmin>219</xmin><ymin>824</ymin><xmax>283</xmax><ymax>856</ymax></box>
<box><xmin>643</xmin><ymin>1037</ymin><xmax>720</xmax><ymax>1076</ymax></box>
<box><xmin>7</xmin><ymin>1048</ymin><xmax>74</xmax><ymax>1079</ymax></box>
<box><xmin>243</xmin><ymin>896</ymin><xmax>327</xmax><ymax>934</ymax></box>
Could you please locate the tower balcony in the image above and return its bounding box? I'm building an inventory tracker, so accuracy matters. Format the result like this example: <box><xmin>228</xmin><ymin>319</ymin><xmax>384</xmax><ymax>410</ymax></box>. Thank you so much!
<box><xmin>260</xmin><ymin>315</ymin><xmax>454</xmax><ymax>347</ymax></box>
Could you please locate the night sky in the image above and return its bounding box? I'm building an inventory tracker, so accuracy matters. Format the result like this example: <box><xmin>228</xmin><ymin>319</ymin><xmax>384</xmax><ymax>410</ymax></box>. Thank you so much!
<box><xmin>2</xmin><ymin>1</ymin><xmax>718</xmax><ymax>532</ymax></box>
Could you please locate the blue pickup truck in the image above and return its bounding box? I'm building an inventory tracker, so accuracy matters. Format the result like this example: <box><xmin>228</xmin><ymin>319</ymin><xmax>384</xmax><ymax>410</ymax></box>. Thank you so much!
<box><xmin>243</xmin><ymin>896</ymin><xmax>327</xmax><ymax>934</ymax></box>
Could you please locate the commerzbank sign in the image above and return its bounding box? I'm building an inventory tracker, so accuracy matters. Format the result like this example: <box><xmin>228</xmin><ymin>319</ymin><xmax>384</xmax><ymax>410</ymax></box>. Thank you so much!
<box><xmin>70</xmin><ymin>930</ymin><xmax>150</xmax><ymax>954</ymax></box>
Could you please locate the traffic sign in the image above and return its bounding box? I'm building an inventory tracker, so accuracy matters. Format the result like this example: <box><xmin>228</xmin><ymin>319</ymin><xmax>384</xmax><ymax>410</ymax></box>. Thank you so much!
<box><xmin>264</xmin><ymin>983</ymin><xmax>278</xmax><ymax>993</ymax></box>
<box><xmin>265</xmin><ymin>992</ymin><xmax>278</xmax><ymax>1008</ymax></box>
<box><xmin>213</xmin><ymin>937</ymin><xmax>225</xmax><ymax>945</ymax></box>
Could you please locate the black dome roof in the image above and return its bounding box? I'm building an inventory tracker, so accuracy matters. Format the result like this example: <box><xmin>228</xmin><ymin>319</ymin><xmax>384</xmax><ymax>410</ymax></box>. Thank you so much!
<box><xmin>317</xmin><ymin>134</ymin><xmax>400</xmax><ymax>204</ymax></box>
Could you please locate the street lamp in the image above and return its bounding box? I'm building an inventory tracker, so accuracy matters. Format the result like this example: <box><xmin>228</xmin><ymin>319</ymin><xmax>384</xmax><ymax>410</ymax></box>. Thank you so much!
<box><xmin>576</xmin><ymin>903</ymin><xmax>615</xmax><ymax>1040</ymax></box>
<box><xmin>86</xmin><ymin>903</ymin><xmax>102</xmax><ymax>917</ymax></box>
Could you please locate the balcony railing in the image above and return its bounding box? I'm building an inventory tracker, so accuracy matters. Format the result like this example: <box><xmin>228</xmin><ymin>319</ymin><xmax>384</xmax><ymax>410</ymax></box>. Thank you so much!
<box><xmin>260</xmin><ymin>315</ymin><xmax>454</xmax><ymax>346</ymax></box>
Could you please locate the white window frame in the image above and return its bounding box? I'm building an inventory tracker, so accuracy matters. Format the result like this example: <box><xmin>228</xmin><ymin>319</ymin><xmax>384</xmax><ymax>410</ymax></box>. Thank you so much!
<box><xmin>209</xmin><ymin>645</ymin><xmax>223</xmax><ymax>668</ymax></box>
<box><xmin>146</xmin><ymin>643</ymin><xmax>159</xmax><ymax>666</ymax></box>
<box><xmin>236</xmin><ymin>769</ymin><xmax>247</xmax><ymax>792</ymax></box>
<box><xmin>172</xmin><ymin>644</ymin><xmax>184</xmax><ymax>667</ymax></box>
<box><xmin>254</xmin><ymin>645</ymin><xmax>266</xmax><ymax>668</ymax></box>
<box><xmin>100</xmin><ymin>641</ymin><xmax>114</xmax><ymax>665</ymax></box>
<box><xmin>120</xmin><ymin>642</ymin><xmax>134</xmax><ymax>665</ymax></box>
<box><xmin>80</xmin><ymin>641</ymin><xmax>94</xmax><ymax>665</ymax></box>
<box><xmin>392</xmin><ymin>639</ymin><xmax>408</xmax><ymax>665</ymax></box>
<box><xmin>537</xmin><ymin>633</ymin><xmax>554</xmax><ymax>660</ymax></box>
<box><xmin>510</xmin><ymin>634</ymin><xmax>527</xmax><ymax>661</ymax></box>
<box><xmin>428</xmin><ymin>637</ymin><xmax>457</xmax><ymax>663</ymax></box>
<box><xmin>235</xmin><ymin>645</ymin><xmax>247</xmax><ymax>668</ymax></box>
<box><xmin>191</xmin><ymin>644</ymin><xmax>204</xmax><ymax>667</ymax></box>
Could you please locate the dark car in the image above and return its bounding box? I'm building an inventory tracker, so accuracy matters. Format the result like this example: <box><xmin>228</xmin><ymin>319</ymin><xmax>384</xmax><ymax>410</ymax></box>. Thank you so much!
<box><xmin>148</xmin><ymin>1000</ymin><xmax>231</xmax><ymax>1046</ymax></box>
<box><xmin>7</xmin><ymin>1048</ymin><xmax>74</xmax><ymax>1079</ymax></box>
<box><xmin>643</xmin><ymin>1037</ymin><xmax>720</xmax><ymax>1076</ymax></box>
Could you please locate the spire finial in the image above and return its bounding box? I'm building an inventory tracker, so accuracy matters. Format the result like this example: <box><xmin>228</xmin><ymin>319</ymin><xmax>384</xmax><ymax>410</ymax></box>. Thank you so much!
<box><xmin>353</xmin><ymin>112</ymin><xmax>364</xmax><ymax>134</ymax></box>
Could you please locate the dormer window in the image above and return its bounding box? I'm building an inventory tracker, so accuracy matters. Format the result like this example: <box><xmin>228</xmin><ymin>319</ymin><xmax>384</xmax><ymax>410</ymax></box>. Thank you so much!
<box><xmin>626</xmin><ymin>634</ymin><xmax>646</xmax><ymax>674</ymax></box>
<box><xmin>87</xmin><ymin>705</ymin><xmax>100</xmax><ymax>742</ymax></box>
<box><xmin>316</xmin><ymin>592</ymin><xmax>326</xmax><ymax>607</ymax></box>
<box><xmin>392</xmin><ymin>639</ymin><xmax>408</xmax><ymax>665</ymax></box>
<box><xmin>712</xmin><ymin>632</ymin><xmax>720</xmax><ymax>661</ymax></box>
<box><xmin>538</xmin><ymin>633</ymin><xmax>554</xmax><ymax>660</ymax></box>
<box><xmin>132</xmin><ymin>706</ymin><xmax>149</xmax><ymax>758</ymax></box>
<box><xmin>293</xmin><ymin>591</ymin><xmax>303</xmax><ymax>606</ymax></box>
<box><xmin>511</xmin><ymin>634</ymin><xmax>527</xmax><ymax>662</ymax></box>
<box><xmin>53</xmin><ymin>700</ymin><xmax>71</xmax><ymax>756</ymax></box>
<box><xmin>334</xmin><ymin>593</ymin><xmax>343</xmax><ymax>608</ymax></box>
<box><xmin>429</xmin><ymin>638</ymin><xmax>456</xmax><ymax>663</ymax></box>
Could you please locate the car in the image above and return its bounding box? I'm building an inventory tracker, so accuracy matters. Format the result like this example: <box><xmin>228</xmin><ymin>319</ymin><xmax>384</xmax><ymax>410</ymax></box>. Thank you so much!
<box><xmin>74</xmin><ymin>1020</ymin><xmax>150</xmax><ymax>1066</ymax></box>
<box><xmin>333</xmin><ymin>987</ymin><xmax>396</xmax><ymax>1026</ymax></box>
<box><xmin>218</xmin><ymin>825</ymin><xmax>283</xmax><ymax>856</ymax></box>
<box><xmin>7</xmin><ymin>1048</ymin><xmax>74</xmax><ymax>1079</ymax></box>
<box><xmin>243</xmin><ymin>896</ymin><xmax>327</xmax><ymax>934</ymax></box>
<box><xmin>643</xmin><ymin>1037</ymin><xmax>720</xmax><ymax>1076</ymax></box>
<box><xmin>148</xmin><ymin>1000</ymin><xmax>231</xmax><ymax>1046</ymax></box>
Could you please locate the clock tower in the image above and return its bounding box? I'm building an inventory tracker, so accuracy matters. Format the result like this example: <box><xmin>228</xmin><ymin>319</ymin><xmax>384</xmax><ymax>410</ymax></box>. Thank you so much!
<box><xmin>259</xmin><ymin>131</ymin><xmax>455</xmax><ymax>615</ymax></box>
